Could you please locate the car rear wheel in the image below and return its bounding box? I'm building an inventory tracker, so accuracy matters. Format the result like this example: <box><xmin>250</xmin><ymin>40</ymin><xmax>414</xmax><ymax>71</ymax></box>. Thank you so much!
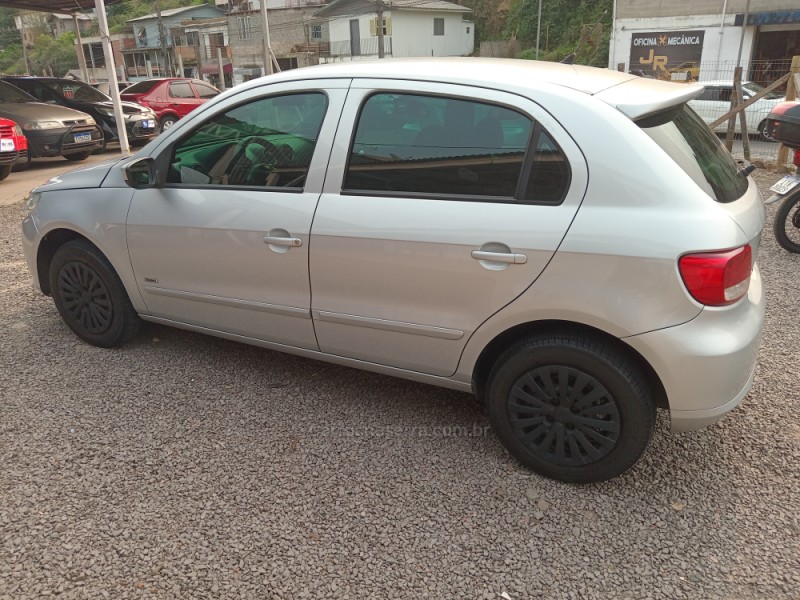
<box><xmin>758</xmin><ymin>120</ymin><xmax>775</xmax><ymax>142</ymax></box>
<box><xmin>49</xmin><ymin>240</ymin><xmax>141</xmax><ymax>347</ymax></box>
<box><xmin>65</xmin><ymin>151</ymin><xmax>92</xmax><ymax>162</ymax></box>
<box><xmin>0</xmin><ymin>164</ymin><xmax>10</xmax><ymax>181</ymax></box>
<box><xmin>486</xmin><ymin>333</ymin><xmax>655</xmax><ymax>483</ymax></box>
<box><xmin>160</xmin><ymin>115</ymin><xmax>178</xmax><ymax>132</ymax></box>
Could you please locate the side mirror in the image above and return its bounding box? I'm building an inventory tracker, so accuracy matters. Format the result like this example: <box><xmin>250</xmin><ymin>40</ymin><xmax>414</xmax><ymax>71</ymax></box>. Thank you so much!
<box><xmin>123</xmin><ymin>156</ymin><xmax>157</xmax><ymax>189</ymax></box>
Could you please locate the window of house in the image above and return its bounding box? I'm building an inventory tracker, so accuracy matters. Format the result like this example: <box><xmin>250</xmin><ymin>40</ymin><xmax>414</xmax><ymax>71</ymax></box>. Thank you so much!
<box><xmin>186</xmin><ymin>31</ymin><xmax>199</xmax><ymax>45</ymax></box>
<box><xmin>370</xmin><ymin>17</ymin><xmax>391</xmax><ymax>36</ymax></box>
<box><xmin>238</xmin><ymin>16</ymin><xmax>253</xmax><ymax>40</ymax></box>
<box><xmin>344</xmin><ymin>93</ymin><xmax>570</xmax><ymax>203</ymax></box>
<box><xmin>311</xmin><ymin>24</ymin><xmax>322</xmax><ymax>40</ymax></box>
<box><xmin>167</xmin><ymin>93</ymin><xmax>328</xmax><ymax>189</ymax></box>
<box><xmin>434</xmin><ymin>18</ymin><xmax>444</xmax><ymax>36</ymax></box>
<box><xmin>467</xmin><ymin>26</ymin><xmax>470</xmax><ymax>34</ymax></box>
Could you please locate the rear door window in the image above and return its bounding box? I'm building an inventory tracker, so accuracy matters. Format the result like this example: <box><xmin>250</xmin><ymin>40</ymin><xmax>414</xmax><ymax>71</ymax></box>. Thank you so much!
<box><xmin>343</xmin><ymin>92</ymin><xmax>570</xmax><ymax>203</ymax></box>
<box><xmin>641</xmin><ymin>104</ymin><xmax>748</xmax><ymax>203</ymax></box>
<box><xmin>169</xmin><ymin>82</ymin><xmax>194</xmax><ymax>99</ymax></box>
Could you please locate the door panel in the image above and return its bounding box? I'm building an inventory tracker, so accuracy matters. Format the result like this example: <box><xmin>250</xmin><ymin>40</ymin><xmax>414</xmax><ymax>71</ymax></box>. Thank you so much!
<box><xmin>310</xmin><ymin>82</ymin><xmax>588</xmax><ymax>376</ymax></box>
<box><xmin>127</xmin><ymin>83</ymin><xmax>350</xmax><ymax>349</ymax></box>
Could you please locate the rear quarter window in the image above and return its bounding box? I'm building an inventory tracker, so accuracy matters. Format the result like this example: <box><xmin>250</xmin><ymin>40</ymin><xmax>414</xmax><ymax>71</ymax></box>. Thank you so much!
<box><xmin>640</xmin><ymin>105</ymin><xmax>748</xmax><ymax>203</ymax></box>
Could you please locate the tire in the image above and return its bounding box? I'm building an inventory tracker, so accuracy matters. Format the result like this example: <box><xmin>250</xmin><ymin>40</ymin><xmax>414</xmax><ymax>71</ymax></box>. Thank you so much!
<box><xmin>12</xmin><ymin>153</ymin><xmax>31</xmax><ymax>172</ymax></box>
<box><xmin>91</xmin><ymin>135</ymin><xmax>108</xmax><ymax>155</ymax></box>
<box><xmin>0</xmin><ymin>164</ymin><xmax>10</xmax><ymax>181</ymax></box>
<box><xmin>485</xmin><ymin>333</ymin><xmax>655</xmax><ymax>483</ymax></box>
<box><xmin>758</xmin><ymin>120</ymin><xmax>775</xmax><ymax>142</ymax></box>
<box><xmin>773</xmin><ymin>192</ymin><xmax>800</xmax><ymax>254</ymax></box>
<box><xmin>160</xmin><ymin>115</ymin><xmax>178</xmax><ymax>132</ymax></box>
<box><xmin>49</xmin><ymin>239</ymin><xmax>141</xmax><ymax>347</ymax></box>
<box><xmin>65</xmin><ymin>151</ymin><xmax>92</xmax><ymax>162</ymax></box>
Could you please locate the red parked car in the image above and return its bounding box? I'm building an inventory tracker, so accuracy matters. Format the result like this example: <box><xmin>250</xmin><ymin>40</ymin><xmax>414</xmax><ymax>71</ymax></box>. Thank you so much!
<box><xmin>0</xmin><ymin>117</ymin><xmax>28</xmax><ymax>182</ymax></box>
<box><xmin>121</xmin><ymin>78</ymin><xmax>220</xmax><ymax>132</ymax></box>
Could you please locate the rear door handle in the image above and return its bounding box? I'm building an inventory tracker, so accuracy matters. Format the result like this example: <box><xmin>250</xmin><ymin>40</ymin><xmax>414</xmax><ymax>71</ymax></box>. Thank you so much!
<box><xmin>263</xmin><ymin>235</ymin><xmax>302</xmax><ymax>247</ymax></box>
<box><xmin>471</xmin><ymin>250</ymin><xmax>527</xmax><ymax>264</ymax></box>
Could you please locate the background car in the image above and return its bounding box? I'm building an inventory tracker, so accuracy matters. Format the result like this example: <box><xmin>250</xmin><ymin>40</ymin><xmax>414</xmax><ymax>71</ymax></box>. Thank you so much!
<box><xmin>0</xmin><ymin>117</ymin><xmax>28</xmax><ymax>181</ymax></box>
<box><xmin>2</xmin><ymin>76</ymin><xmax>158</xmax><ymax>152</ymax></box>
<box><xmin>121</xmin><ymin>78</ymin><xmax>220</xmax><ymax>132</ymax></box>
<box><xmin>0</xmin><ymin>80</ymin><xmax>101</xmax><ymax>169</ymax></box>
<box><xmin>92</xmin><ymin>80</ymin><xmax>134</xmax><ymax>96</ymax></box>
<box><xmin>688</xmin><ymin>80</ymin><xmax>784</xmax><ymax>140</ymax></box>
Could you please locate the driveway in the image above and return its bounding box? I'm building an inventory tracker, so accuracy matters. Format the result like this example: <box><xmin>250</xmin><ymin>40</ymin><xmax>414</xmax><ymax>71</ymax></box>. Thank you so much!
<box><xmin>0</xmin><ymin>166</ymin><xmax>798</xmax><ymax>599</ymax></box>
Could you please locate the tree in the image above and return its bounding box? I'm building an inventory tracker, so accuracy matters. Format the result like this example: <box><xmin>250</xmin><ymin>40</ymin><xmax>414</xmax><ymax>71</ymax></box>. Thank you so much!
<box><xmin>28</xmin><ymin>32</ymin><xmax>79</xmax><ymax>76</ymax></box>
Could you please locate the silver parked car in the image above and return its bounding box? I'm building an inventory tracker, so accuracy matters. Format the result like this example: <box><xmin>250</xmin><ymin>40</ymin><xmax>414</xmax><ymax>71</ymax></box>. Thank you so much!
<box><xmin>21</xmin><ymin>59</ymin><xmax>765</xmax><ymax>483</ymax></box>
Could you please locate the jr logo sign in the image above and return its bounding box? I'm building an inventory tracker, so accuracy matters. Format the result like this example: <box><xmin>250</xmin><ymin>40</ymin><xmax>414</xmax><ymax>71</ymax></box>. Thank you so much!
<box><xmin>629</xmin><ymin>30</ymin><xmax>705</xmax><ymax>81</ymax></box>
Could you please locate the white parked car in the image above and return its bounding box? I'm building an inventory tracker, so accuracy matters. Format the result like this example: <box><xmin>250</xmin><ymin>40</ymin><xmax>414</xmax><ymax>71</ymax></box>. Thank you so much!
<box><xmin>21</xmin><ymin>59</ymin><xmax>765</xmax><ymax>483</ymax></box>
<box><xmin>688</xmin><ymin>80</ymin><xmax>784</xmax><ymax>140</ymax></box>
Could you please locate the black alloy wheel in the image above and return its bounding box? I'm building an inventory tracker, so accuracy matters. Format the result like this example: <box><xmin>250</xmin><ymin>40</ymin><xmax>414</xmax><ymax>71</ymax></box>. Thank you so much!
<box><xmin>49</xmin><ymin>240</ymin><xmax>140</xmax><ymax>347</ymax></box>
<box><xmin>486</xmin><ymin>333</ymin><xmax>655</xmax><ymax>483</ymax></box>
<box><xmin>507</xmin><ymin>366</ymin><xmax>620</xmax><ymax>467</ymax></box>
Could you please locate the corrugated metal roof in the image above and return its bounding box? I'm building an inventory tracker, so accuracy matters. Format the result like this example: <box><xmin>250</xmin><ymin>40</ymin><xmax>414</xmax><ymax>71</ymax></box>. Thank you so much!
<box><xmin>315</xmin><ymin>0</ymin><xmax>471</xmax><ymax>18</ymax></box>
<box><xmin>0</xmin><ymin>0</ymin><xmax>121</xmax><ymax>13</ymax></box>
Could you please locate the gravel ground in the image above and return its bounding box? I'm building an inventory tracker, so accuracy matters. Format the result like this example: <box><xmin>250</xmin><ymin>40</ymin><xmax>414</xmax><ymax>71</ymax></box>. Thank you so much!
<box><xmin>1</xmin><ymin>171</ymin><xmax>799</xmax><ymax>600</ymax></box>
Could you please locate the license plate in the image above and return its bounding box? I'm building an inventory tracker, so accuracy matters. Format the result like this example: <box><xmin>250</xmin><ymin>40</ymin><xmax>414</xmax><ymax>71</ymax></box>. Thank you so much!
<box><xmin>770</xmin><ymin>175</ymin><xmax>800</xmax><ymax>195</ymax></box>
<box><xmin>74</xmin><ymin>133</ymin><xmax>92</xmax><ymax>143</ymax></box>
<box><xmin>0</xmin><ymin>139</ymin><xmax>14</xmax><ymax>151</ymax></box>
<box><xmin>142</xmin><ymin>119</ymin><xmax>156</xmax><ymax>129</ymax></box>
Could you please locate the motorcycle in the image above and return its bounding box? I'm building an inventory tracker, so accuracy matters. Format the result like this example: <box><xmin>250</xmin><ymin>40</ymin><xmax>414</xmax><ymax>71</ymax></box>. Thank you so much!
<box><xmin>765</xmin><ymin>102</ymin><xmax>800</xmax><ymax>253</ymax></box>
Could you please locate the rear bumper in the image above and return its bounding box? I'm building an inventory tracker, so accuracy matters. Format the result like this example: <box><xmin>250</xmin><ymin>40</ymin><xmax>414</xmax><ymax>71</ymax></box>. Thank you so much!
<box><xmin>623</xmin><ymin>263</ymin><xmax>764</xmax><ymax>432</ymax></box>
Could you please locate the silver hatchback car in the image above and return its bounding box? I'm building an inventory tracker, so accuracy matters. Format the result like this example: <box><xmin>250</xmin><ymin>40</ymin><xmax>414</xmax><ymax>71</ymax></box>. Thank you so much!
<box><xmin>21</xmin><ymin>59</ymin><xmax>765</xmax><ymax>483</ymax></box>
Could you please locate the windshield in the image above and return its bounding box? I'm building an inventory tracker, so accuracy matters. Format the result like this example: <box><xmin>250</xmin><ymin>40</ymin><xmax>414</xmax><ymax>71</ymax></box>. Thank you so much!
<box><xmin>641</xmin><ymin>104</ymin><xmax>748</xmax><ymax>203</ymax></box>
<box><xmin>44</xmin><ymin>80</ymin><xmax>110</xmax><ymax>103</ymax></box>
<box><xmin>0</xmin><ymin>81</ymin><xmax>37</xmax><ymax>103</ymax></box>
<box><xmin>123</xmin><ymin>80</ymin><xmax>160</xmax><ymax>95</ymax></box>
<box><xmin>742</xmin><ymin>81</ymin><xmax>782</xmax><ymax>100</ymax></box>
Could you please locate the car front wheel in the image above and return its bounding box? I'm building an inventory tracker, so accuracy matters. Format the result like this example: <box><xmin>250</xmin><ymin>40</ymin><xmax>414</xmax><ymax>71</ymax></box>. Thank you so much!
<box><xmin>0</xmin><ymin>164</ymin><xmax>10</xmax><ymax>181</ymax></box>
<box><xmin>65</xmin><ymin>151</ymin><xmax>92</xmax><ymax>162</ymax></box>
<box><xmin>486</xmin><ymin>333</ymin><xmax>655</xmax><ymax>483</ymax></box>
<box><xmin>160</xmin><ymin>115</ymin><xmax>178</xmax><ymax>132</ymax></box>
<box><xmin>49</xmin><ymin>240</ymin><xmax>141</xmax><ymax>347</ymax></box>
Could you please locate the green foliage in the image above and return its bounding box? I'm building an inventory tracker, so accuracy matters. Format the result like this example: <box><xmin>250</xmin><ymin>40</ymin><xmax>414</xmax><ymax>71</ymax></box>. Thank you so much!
<box><xmin>26</xmin><ymin>32</ymin><xmax>79</xmax><ymax>75</ymax></box>
<box><xmin>505</xmin><ymin>0</ymin><xmax>612</xmax><ymax>65</ymax></box>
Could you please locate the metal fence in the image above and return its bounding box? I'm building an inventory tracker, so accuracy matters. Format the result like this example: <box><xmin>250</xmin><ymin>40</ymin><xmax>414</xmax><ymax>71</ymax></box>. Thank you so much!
<box><xmin>321</xmin><ymin>37</ymin><xmax>393</xmax><ymax>62</ymax></box>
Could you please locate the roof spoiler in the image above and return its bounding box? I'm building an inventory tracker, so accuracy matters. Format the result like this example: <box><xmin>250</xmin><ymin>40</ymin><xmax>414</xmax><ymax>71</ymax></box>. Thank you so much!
<box><xmin>595</xmin><ymin>78</ymin><xmax>705</xmax><ymax>121</ymax></box>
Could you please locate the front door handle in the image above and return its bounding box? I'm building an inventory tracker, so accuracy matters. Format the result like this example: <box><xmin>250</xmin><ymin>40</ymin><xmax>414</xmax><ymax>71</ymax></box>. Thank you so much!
<box><xmin>471</xmin><ymin>250</ymin><xmax>527</xmax><ymax>264</ymax></box>
<box><xmin>263</xmin><ymin>235</ymin><xmax>302</xmax><ymax>247</ymax></box>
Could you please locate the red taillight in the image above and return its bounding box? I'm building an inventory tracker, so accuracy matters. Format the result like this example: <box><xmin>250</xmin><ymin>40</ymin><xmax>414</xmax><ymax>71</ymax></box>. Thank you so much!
<box><xmin>793</xmin><ymin>149</ymin><xmax>800</xmax><ymax>168</ymax></box>
<box><xmin>678</xmin><ymin>245</ymin><xmax>752</xmax><ymax>306</ymax></box>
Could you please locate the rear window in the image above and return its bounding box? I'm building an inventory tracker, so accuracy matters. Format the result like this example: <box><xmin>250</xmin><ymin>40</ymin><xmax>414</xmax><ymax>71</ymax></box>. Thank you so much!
<box><xmin>640</xmin><ymin>104</ymin><xmax>748</xmax><ymax>203</ymax></box>
<box><xmin>123</xmin><ymin>80</ymin><xmax>160</xmax><ymax>94</ymax></box>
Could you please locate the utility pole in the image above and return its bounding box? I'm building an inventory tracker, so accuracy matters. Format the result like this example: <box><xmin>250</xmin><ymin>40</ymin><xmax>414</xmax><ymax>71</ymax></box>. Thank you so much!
<box><xmin>72</xmin><ymin>13</ymin><xmax>91</xmax><ymax>83</ymax></box>
<box><xmin>16</xmin><ymin>14</ymin><xmax>33</xmax><ymax>74</ymax></box>
<box><xmin>259</xmin><ymin>0</ymin><xmax>274</xmax><ymax>75</ymax></box>
<box><xmin>376</xmin><ymin>0</ymin><xmax>385</xmax><ymax>59</ymax></box>
<box><xmin>535</xmin><ymin>0</ymin><xmax>542</xmax><ymax>59</ymax></box>
<box><xmin>156</xmin><ymin>0</ymin><xmax>170</xmax><ymax>76</ymax></box>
